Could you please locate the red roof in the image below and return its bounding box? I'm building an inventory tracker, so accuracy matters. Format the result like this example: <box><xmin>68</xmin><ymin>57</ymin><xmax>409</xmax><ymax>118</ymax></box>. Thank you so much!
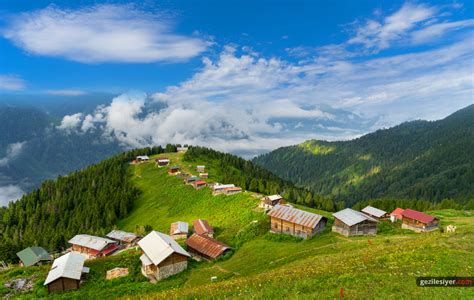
<box><xmin>193</xmin><ymin>219</ymin><xmax>214</xmax><ymax>235</ymax></box>
<box><xmin>185</xmin><ymin>234</ymin><xmax>230</xmax><ymax>259</ymax></box>
<box><xmin>194</xmin><ymin>180</ymin><xmax>206</xmax><ymax>186</ymax></box>
<box><xmin>402</xmin><ymin>208</ymin><xmax>436</xmax><ymax>223</ymax></box>
<box><xmin>88</xmin><ymin>243</ymin><xmax>119</xmax><ymax>256</ymax></box>
<box><xmin>390</xmin><ymin>207</ymin><xmax>404</xmax><ymax>216</ymax></box>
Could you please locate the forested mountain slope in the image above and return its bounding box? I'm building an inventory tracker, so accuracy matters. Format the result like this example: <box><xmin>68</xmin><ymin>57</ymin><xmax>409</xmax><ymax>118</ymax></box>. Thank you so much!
<box><xmin>254</xmin><ymin>105</ymin><xmax>474</xmax><ymax>206</ymax></box>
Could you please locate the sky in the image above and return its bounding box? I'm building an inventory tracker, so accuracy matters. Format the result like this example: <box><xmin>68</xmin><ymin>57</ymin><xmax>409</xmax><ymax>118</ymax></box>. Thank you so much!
<box><xmin>0</xmin><ymin>0</ymin><xmax>473</xmax><ymax>156</ymax></box>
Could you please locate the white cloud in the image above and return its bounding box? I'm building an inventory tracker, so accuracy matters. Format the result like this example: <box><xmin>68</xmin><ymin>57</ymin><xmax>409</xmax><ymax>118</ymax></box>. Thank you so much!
<box><xmin>0</xmin><ymin>142</ymin><xmax>26</xmax><ymax>167</ymax></box>
<box><xmin>0</xmin><ymin>74</ymin><xmax>25</xmax><ymax>90</ymax></box>
<box><xmin>3</xmin><ymin>4</ymin><xmax>209</xmax><ymax>63</ymax></box>
<box><xmin>57</xmin><ymin>113</ymin><xmax>83</xmax><ymax>131</ymax></box>
<box><xmin>45</xmin><ymin>89</ymin><xmax>87</xmax><ymax>96</ymax></box>
<box><xmin>0</xmin><ymin>185</ymin><xmax>24</xmax><ymax>207</ymax></box>
<box><xmin>411</xmin><ymin>19</ymin><xmax>474</xmax><ymax>43</ymax></box>
<box><xmin>348</xmin><ymin>3</ymin><xmax>436</xmax><ymax>51</ymax></box>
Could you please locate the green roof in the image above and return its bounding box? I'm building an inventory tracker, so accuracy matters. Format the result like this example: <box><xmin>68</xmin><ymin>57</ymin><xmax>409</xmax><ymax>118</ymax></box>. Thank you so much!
<box><xmin>16</xmin><ymin>247</ymin><xmax>53</xmax><ymax>267</ymax></box>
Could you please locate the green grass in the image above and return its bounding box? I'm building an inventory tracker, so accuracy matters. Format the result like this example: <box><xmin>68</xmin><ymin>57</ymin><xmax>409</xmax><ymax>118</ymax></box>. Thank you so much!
<box><xmin>1</xmin><ymin>152</ymin><xmax>473</xmax><ymax>299</ymax></box>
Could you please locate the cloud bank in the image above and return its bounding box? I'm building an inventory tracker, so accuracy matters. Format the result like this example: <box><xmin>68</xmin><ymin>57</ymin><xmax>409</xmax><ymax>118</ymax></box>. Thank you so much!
<box><xmin>3</xmin><ymin>4</ymin><xmax>209</xmax><ymax>63</ymax></box>
<box><xmin>0</xmin><ymin>74</ymin><xmax>25</xmax><ymax>90</ymax></box>
<box><xmin>0</xmin><ymin>185</ymin><xmax>24</xmax><ymax>207</ymax></box>
<box><xmin>0</xmin><ymin>142</ymin><xmax>26</xmax><ymax>167</ymax></box>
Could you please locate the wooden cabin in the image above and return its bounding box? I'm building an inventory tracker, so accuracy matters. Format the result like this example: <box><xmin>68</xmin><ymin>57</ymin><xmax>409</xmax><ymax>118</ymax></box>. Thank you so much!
<box><xmin>212</xmin><ymin>184</ymin><xmax>235</xmax><ymax>195</ymax></box>
<box><xmin>184</xmin><ymin>176</ymin><xmax>200</xmax><ymax>185</ymax></box>
<box><xmin>138</xmin><ymin>231</ymin><xmax>190</xmax><ymax>281</ymax></box>
<box><xmin>186</xmin><ymin>234</ymin><xmax>231</xmax><ymax>261</ymax></box>
<box><xmin>390</xmin><ymin>208</ymin><xmax>404</xmax><ymax>222</ymax></box>
<box><xmin>223</xmin><ymin>187</ymin><xmax>242</xmax><ymax>195</ymax></box>
<box><xmin>260</xmin><ymin>195</ymin><xmax>285</xmax><ymax>209</ymax></box>
<box><xmin>192</xmin><ymin>180</ymin><xmax>207</xmax><ymax>189</ymax></box>
<box><xmin>155</xmin><ymin>157</ymin><xmax>170</xmax><ymax>167</ymax></box>
<box><xmin>193</xmin><ymin>219</ymin><xmax>214</xmax><ymax>238</ymax></box>
<box><xmin>401</xmin><ymin>209</ymin><xmax>439</xmax><ymax>232</ymax></box>
<box><xmin>168</xmin><ymin>166</ymin><xmax>180</xmax><ymax>175</ymax></box>
<box><xmin>136</xmin><ymin>155</ymin><xmax>150</xmax><ymax>162</ymax></box>
<box><xmin>68</xmin><ymin>234</ymin><xmax>118</xmax><ymax>259</ymax></box>
<box><xmin>361</xmin><ymin>205</ymin><xmax>389</xmax><ymax>220</ymax></box>
<box><xmin>17</xmin><ymin>247</ymin><xmax>53</xmax><ymax>267</ymax></box>
<box><xmin>199</xmin><ymin>172</ymin><xmax>209</xmax><ymax>178</ymax></box>
<box><xmin>44</xmin><ymin>253</ymin><xmax>88</xmax><ymax>293</ymax></box>
<box><xmin>332</xmin><ymin>208</ymin><xmax>378</xmax><ymax>237</ymax></box>
<box><xmin>106</xmin><ymin>230</ymin><xmax>140</xmax><ymax>247</ymax></box>
<box><xmin>196</xmin><ymin>165</ymin><xmax>205</xmax><ymax>173</ymax></box>
<box><xmin>169</xmin><ymin>221</ymin><xmax>189</xmax><ymax>240</ymax></box>
<box><xmin>268</xmin><ymin>205</ymin><xmax>327</xmax><ymax>239</ymax></box>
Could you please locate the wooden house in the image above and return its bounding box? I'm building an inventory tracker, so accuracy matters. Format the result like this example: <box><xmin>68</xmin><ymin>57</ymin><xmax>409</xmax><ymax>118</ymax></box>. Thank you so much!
<box><xmin>401</xmin><ymin>209</ymin><xmax>439</xmax><ymax>232</ymax></box>
<box><xmin>192</xmin><ymin>180</ymin><xmax>207</xmax><ymax>189</ymax></box>
<box><xmin>106</xmin><ymin>230</ymin><xmax>140</xmax><ymax>247</ymax></box>
<box><xmin>68</xmin><ymin>234</ymin><xmax>118</xmax><ymax>259</ymax></box>
<box><xmin>138</xmin><ymin>231</ymin><xmax>190</xmax><ymax>281</ymax></box>
<box><xmin>212</xmin><ymin>183</ymin><xmax>235</xmax><ymax>195</ymax></box>
<box><xmin>199</xmin><ymin>172</ymin><xmax>209</xmax><ymax>178</ymax></box>
<box><xmin>361</xmin><ymin>205</ymin><xmax>389</xmax><ymax>220</ymax></box>
<box><xmin>169</xmin><ymin>221</ymin><xmax>189</xmax><ymax>240</ymax></box>
<box><xmin>44</xmin><ymin>253</ymin><xmax>89</xmax><ymax>293</ymax></box>
<box><xmin>223</xmin><ymin>187</ymin><xmax>242</xmax><ymax>195</ymax></box>
<box><xmin>332</xmin><ymin>208</ymin><xmax>378</xmax><ymax>237</ymax></box>
<box><xmin>185</xmin><ymin>234</ymin><xmax>231</xmax><ymax>261</ymax></box>
<box><xmin>268</xmin><ymin>205</ymin><xmax>327</xmax><ymax>239</ymax></box>
<box><xmin>390</xmin><ymin>208</ymin><xmax>404</xmax><ymax>222</ymax></box>
<box><xmin>17</xmin><ymin>247</ymin><xmax>53</xmax><ymax>267</ymax></box>
<box><xmin>168</xmin><ymin>166</ymin><xmax>180</xmax><ymax>175</ymax></box>
<box><xmin>193</xmin><ymin>219</ymin><xmax>214</xmax><ymax>238</ymax></box>
<box><xmin>260</xmin><ymin>194</ymin><xmax>285</xmax><ymax>209</ymax></box>
<box><xmin>196</xmin><ymin>165</ymin><xmax>205</xmax><ymax>173</ymax></box>
<box><xmin>136</xmin><ymin>155</ymin><xmax>150</xmax><ymax>162</ymax></box>
<box><xmin>155</xmin><ymin>157</ymin><xmax>170</xmax><ymax>167</ymax></box>
<box><xmin>184</xmin><ymin>176</ymin><xmax>200</xmax><ymax>185</ymax></box>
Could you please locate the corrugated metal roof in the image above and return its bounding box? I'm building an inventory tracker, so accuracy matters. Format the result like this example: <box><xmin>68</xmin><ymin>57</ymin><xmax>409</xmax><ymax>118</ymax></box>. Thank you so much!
<box><xmin>16</xmin><ymin>247</ymin><xmax>52</xmax><ymax>267</ymax></box>
<box><xmin>333</xmin><ymin>208</ymin><xmax>378</xmax><ymax>226</ymax></box>
<box><xmin>170</xmin><ymin>221</ymin><xmax>189</xmax><ymax>235</ymax></box>
<box><xmin>106</xmin><ymin>230</ymin><xmax>138</xmax><ymax>243</ymax></box>
<box><xmin>193</xmin><ymin>219</ymin><xmax>214</xmax><ymax>235</ymax></box>
<box><xmin>44</xmin><ymin>253</ymin><xmax>85</xmax><ymax>286</ymax></box>
<box><xmin>68</xmin><ymin>234</ymin><xmax>117</xmax><ymax>251</ymax></box>
<box><xmin>140</xmin><ymin>254</ymin><xmax>153</xmax><ymax>266</ymax></box>
<box><xmin>137</xmin><ymin>231</ymin><xmax>190</xmax><ymax>266</ymax></box>
<box><xmin>402</xmin><ymin>209</ymin><xmax>436</xmax><ymax>223</ymax></box>
<box><xmin>267</xmin><ymin>205</ymin><xmax>326</xmax><ymax>228</ymax></box>
<box><xmin>185</xmin><ymin>234</ymin><xmax>230</xmax><ymax>260</ymax></box>
<box><xmin>212</xmin><ymin>184</ymin><xmax>235</xmax><ymax>191</ymax></box>
<box><xmin>266</xmin><ymin>194</ymin><xmax>283</xmax><ymax>201</ymax></box>
<box><xmin>361</xmin><ymin>206</ymin><xmax>387</xmax><ymax>218</ymax></box>
<box><xmin>137</xmin><ymin>155</ymin><xmax>149</xmax><ymax>160</ymax></box>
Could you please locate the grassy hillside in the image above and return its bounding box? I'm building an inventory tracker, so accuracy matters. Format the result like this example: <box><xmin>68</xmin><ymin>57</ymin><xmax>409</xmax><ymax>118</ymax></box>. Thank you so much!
<box><xmin>1</xmin><ymin>152</ymin><xmax>473</xmax><ymax>299</ymax></box>
<box><xmin>253</xmin><ymin>104</ymin><xmax>474</xmax><ymax>206</ymax></box>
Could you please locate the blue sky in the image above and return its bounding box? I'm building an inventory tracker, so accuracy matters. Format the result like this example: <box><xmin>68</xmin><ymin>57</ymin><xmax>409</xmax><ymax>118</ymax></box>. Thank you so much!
<box><xmin>0</xmin><ymin>0</ymin><xmax>473</xmax><ymax>154</ymax></box>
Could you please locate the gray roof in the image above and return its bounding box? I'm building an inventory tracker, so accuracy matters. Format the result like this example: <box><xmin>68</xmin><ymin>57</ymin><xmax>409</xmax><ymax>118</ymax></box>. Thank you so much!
<box><xmin>267</xmin><ymin>205</ymin><xmax>326</xmax><ymax>228</ymax></box>
<box><xmin>170</xmin><ymin>221</ymin><xmax>189</xmax><ymax>235</ymax></box>
<box><xmin>106</xmin><ymin>230</ymin><xmax>138</xmax><ymax>243</ymax></box>
<box><xmin>68</xmin><ymin>234</ymin><xmax>117</xmax><ymax>251</ymax></box>
<box><xmin>333</xmin><ymin>208</ymin><xmax>378</xmax><ymax>226</ymax></box>
<box><xmin>361</xmin><ymin>206</ymin><xmax>387</xmax><ymax>218</ymax></box>
<box><xmin>138</xmin><ymin>231</ymin><xmax>190</xmax><ymax>266</ymax></box>
<box><xmin>44</xmin><ymin>253</ymin><xmax>85</xmax><ymax>285</ymax></box>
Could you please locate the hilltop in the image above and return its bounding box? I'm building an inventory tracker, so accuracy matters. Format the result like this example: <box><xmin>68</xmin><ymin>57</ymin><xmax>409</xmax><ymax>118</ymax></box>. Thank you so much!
<box><xmin>0</xmin><ymin>149</ymin><xmax>473</xmax><ymax>299</ymax></box>
<box><xmin>254</xmin><ymin>104</ymin><xmax>474</xmax><ymax>207</ymax></box>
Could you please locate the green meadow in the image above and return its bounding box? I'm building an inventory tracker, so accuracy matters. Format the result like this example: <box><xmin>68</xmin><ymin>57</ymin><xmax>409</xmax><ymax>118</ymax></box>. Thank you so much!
<box><xmin>1</xmin><ymin>153</ymin><xmax>473</xmax><ymax>299</ymax></box>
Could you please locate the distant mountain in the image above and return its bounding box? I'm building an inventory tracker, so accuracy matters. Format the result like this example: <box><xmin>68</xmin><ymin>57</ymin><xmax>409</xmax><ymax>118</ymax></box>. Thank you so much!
<box><xmin>254</xmin><ymin>105</ymin><xmax>474</xmax><ymax>206</ymax></box>
<box><xmin>0</xmin><ymin>105</ymin><xmax>124</xmax><ymax>204</ymax></box>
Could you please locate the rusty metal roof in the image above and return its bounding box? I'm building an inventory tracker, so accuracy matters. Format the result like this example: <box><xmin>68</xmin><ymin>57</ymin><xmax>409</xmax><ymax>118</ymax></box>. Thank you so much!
<box><xmin>185</xmin><ymin>234</ymin><xmax>230</xmax><ymax>259</ymax></box>
<box><xmin>193</xmin><ymin>219</ymin><xmax>214</xmax><ymax>235</ymax></box>
<box><xmin>267</xmin><ymin>204</ymin><xmax>326</xmax><ymax>228</ymax></box>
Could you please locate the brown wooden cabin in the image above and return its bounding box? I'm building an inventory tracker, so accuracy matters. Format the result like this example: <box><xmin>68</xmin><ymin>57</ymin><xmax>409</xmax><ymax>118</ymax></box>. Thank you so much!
<box><xmin>44</xmin><ymin>253</ymin><xmax>88</xmax><ymax>294</ymax></box>
<box><xmin>68</xmin><ymin>234</ymin><xmax>118</xmax><ymax>259</ymax></box>
<box><xmin>401</xmin><ymin>209</ymin><xmax>439</xmax><ymax>232</ymax></box>
<box><xmin>138</xmin><ymin>231</ymin><xmax>190</xmax><ymax>281</ymax></box>
<box><xmin>260</xmin><ymin>195</ymin><xmax>285</xmax><ymax>209</ymax></box>
<box><xmin>332</xmin><ymin>208</ymin><xmax>378</xmax><ymax>237</ymax></box>
<box><xmin>268</xmin><ymin>204</ymin><xmax>327</xmax><ymax>239</ymax></box>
